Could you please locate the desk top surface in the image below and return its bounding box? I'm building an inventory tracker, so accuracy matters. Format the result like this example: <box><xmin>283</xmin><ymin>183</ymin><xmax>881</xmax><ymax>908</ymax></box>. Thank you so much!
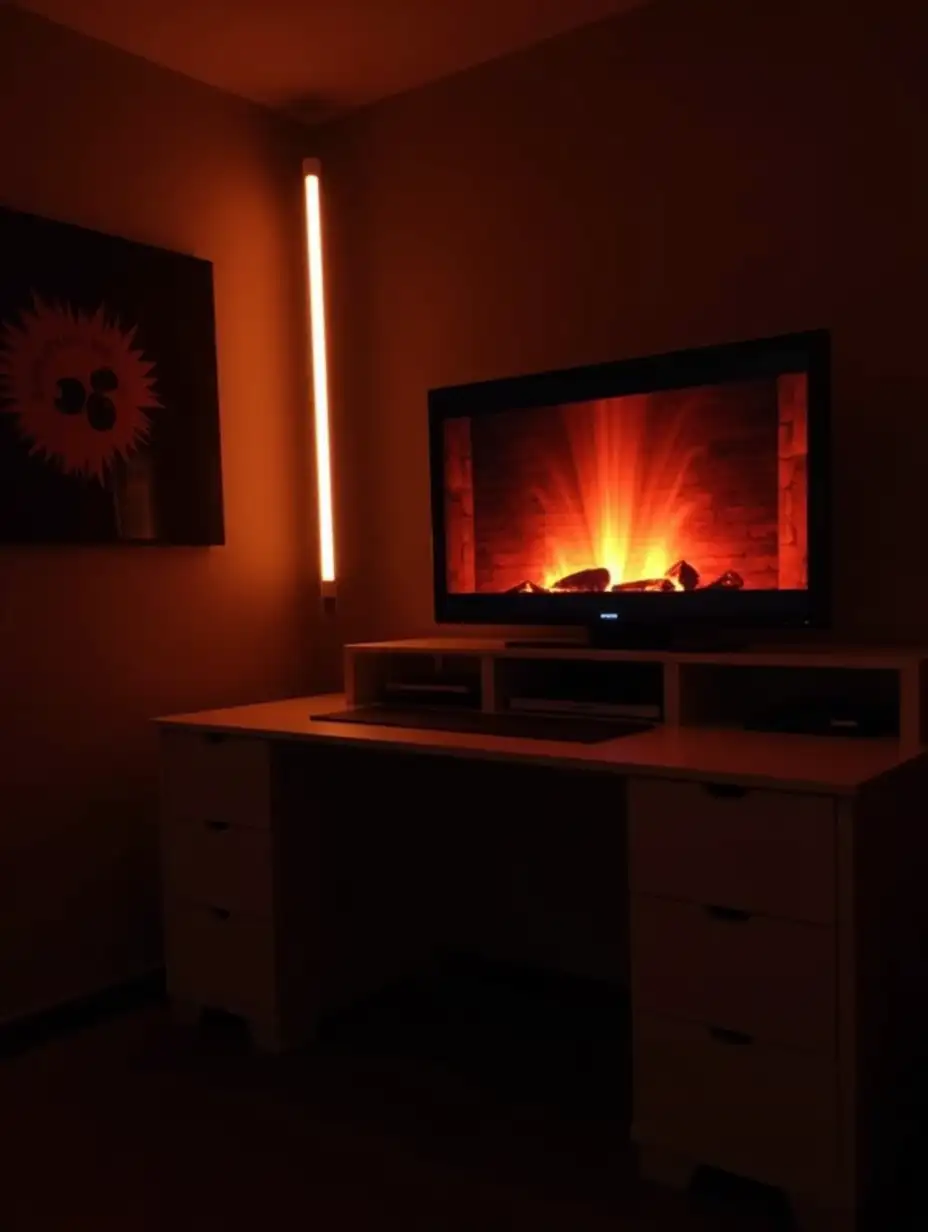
<box><xmin>157</xmin><ymin>694</ymin><xmax>922</xmax><ymax>794</ymax></box>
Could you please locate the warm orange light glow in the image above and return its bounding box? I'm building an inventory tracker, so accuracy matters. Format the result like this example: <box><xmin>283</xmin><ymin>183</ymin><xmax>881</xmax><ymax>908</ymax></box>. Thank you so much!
<box><xmin>539</xmin><ymin>397</ymin><xmax>697</xmax><ymax>590</ymax></box>
<box><xmin>303</xmin><ymin>159</ymin><xmax>336</xmax><ymax>584</ymax></box>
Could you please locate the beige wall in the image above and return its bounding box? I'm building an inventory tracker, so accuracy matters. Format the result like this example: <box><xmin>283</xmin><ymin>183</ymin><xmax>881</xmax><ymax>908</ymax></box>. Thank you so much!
<box><xmin>3</xmin><ymin>0</ymin><xmax>927</xmax><ymax>1018</ymax></box>
<box><xmin>0</xmin><ymin>7</ymin><xmax>330</xmax><ymax>1020</ymax></box>
<box><xmin>315</xmin><ymin>0</ymin><xmax>927</xmax><ymax>647</ymax></box>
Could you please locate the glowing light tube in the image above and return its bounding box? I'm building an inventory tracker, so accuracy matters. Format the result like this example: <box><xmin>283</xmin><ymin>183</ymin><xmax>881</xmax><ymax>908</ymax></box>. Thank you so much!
<box><xmin>303</xmin><ymin>158</ymin><xmax>336</xmax><ymax>588</ymax></box>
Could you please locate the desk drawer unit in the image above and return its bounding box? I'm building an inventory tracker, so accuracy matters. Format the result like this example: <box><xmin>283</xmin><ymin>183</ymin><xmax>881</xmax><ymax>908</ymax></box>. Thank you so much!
<box><xmin>160</xmin><ymin>727</ymin><xmax>283</xmax><ymax>1045</ymax></box>
<box><xmin>630</xmin><ymin>895</ymin><xmax>835</xmax><ymax>1051</ymax></box>
<box><xmin>161</xmin><ymin>729</ymin><xmax>272</xmax><ymax>830</ymax></box>
<box><xmin>162</xmin><ymin>820</ymin><xmax>275</xmax><ymax>918</ymax></box>
<box><xmin>633</xmin><ymin>1014</ymin><xmax>838</xmax><ymax>1193</ymax></box>
<box><xmin>628</xmin><ymin>777</ymin><xmax>836</xmax><ymax>923</ymax></box>
<box><xmin>165</xmin><ymin>902</ymin><xmax>277</xmax><ymax>1020</ymax></box>
<box><xmin>628</xmin><ymin>775</ymin><xmax>844</xmax><ymax>1219</ymax></box>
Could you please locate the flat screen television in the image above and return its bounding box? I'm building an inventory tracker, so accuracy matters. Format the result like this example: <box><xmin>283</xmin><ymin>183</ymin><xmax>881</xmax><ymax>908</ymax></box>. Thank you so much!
<box><xmin>428</xmin><ymin>330</ymin><xmax>830</xmax><ymax>646</ymax></box>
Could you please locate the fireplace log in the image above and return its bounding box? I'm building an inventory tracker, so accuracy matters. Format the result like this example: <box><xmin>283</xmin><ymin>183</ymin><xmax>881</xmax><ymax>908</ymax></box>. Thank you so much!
<box><xmin>666</xmin><ymin>559</ymin><xmax>700</xmax><ymax>591</ymax></box>
<box><xmin>706</xmin><ymin>570</ymin><xmax>745</xmax><ymax>590</ymax></box>
<box><xmin>506</xmin><ymin>580</ymin><xmax>547</xmax><ymax>594</ymax></box>
<box><xmin>612</xmin><ymin>578</ymin><xmax>675</xmax><ymax>592</ymax></box>
<box><xmin>552</xmin><ymin>567</ymin><xmax>611</xmax><ymax>592</ymax></box>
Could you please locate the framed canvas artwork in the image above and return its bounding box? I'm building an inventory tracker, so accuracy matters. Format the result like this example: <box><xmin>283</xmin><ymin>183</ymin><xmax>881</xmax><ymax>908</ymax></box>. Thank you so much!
<box><xmin>0</xmin><ymin>205</ymin><xmax>224</xmax><ymax>544</ymax></box>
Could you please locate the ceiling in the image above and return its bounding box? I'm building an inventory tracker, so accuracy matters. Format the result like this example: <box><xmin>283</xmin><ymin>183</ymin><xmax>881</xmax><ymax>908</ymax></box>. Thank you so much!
<box><xmin>14</xmin><ymin>0</ymin><xmax>648</xmax><ymax>123</ymax></box>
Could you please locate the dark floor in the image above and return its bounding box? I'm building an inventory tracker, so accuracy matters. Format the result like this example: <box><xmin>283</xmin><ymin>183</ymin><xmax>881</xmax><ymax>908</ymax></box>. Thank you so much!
<box><xmin>0</xmin><ymin>958</ymin><xmax>922</xmax><ymax>1230</ymax></box>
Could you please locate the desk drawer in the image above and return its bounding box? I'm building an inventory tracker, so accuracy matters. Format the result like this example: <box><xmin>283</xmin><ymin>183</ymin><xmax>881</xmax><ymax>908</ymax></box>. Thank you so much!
<box><xmin>633</xmin><ymin>1014</ymin><xmax>838</xmax><ymax>1191</ymax></box>
<box><xmin>630</xmin><ymin>895</ymin><xmax>835</xmax><ymax>1050</ymax></box>
<box><xmin>628</xmin><ymin>778</ymin><xmax>835</xmax><ymax>923</ymax></box>
<box><xmin>165</xmin><ymin>902</ymin><xmax>276</xmax><ymax>1018</ymax></box>
<box><xmin>162</xmin><ymin>821</ymin><xmax>274</xmax><ymax>918</ymax></box>
<box><xmin>161</xmin><ymin>729</ymin><xmax>271</xmax><ymax>830</ymax></box>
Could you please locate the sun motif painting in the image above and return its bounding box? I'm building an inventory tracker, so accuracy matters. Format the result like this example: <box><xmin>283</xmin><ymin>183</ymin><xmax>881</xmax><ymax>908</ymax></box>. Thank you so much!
<box><xmin>0</xmin><ymin>298</ymin><xmax>161</xmax><ymax>482</ymax></box>
<box><xmin>0</xmin><ymin>205</ymin><xmax>224</xmax><ymax>544</ymax></box>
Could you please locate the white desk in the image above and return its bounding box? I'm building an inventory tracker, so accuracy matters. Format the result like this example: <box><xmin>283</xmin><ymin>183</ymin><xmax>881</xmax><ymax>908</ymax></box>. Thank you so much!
<box><xmin>156</xmin><ymin>689</ymin><xmax>928</xmax><ymax>1232</ymax></box>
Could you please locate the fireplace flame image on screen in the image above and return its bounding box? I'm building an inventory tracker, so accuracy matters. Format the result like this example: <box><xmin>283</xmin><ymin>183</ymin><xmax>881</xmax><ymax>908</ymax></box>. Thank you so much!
<box><xmin>443</xmin><ymin>376</ymin><xmax>808</xmax><ymax>595</ymax></box>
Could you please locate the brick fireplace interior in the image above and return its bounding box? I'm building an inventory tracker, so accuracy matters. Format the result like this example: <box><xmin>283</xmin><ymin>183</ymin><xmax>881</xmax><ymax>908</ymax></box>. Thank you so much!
<box><xmin>443</xmin><ymin>375</ymin><xmax>807</xmax><ymax>597</ymax></box>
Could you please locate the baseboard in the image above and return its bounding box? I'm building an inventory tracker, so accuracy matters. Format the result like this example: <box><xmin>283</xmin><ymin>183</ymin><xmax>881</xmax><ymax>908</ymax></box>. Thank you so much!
<box><xmin>0</xmin><ymin>968</ymin><xmax>165</xmax><ymax>1058</ymax></box>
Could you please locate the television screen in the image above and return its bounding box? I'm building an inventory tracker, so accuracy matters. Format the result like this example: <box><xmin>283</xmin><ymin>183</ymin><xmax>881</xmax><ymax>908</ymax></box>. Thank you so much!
<box><xmin>429</xmin><ymin>332</ymin><xmax>829</xmax><ymax>635</ymax></box>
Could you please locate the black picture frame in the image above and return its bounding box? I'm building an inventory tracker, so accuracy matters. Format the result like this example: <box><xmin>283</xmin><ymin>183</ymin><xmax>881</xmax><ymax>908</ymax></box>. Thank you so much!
<box><xmin>0</xmin><ymin>205</ymin><xmax>225</xmax><ymax>545</ymax></box>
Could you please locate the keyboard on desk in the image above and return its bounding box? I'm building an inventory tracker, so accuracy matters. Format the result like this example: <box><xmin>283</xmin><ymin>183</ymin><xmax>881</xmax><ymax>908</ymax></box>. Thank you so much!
<box><xmin>311</xmin><ymin>705</ymin><xmax>653</xmax><ymax>744</ymax></box>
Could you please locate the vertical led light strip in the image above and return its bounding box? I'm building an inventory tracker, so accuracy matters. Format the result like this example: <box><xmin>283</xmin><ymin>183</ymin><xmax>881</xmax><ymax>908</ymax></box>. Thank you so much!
<box><xmin>303</xmin><ymin>158</ymin><xmax>336</xmax><ymax>592</ymax></box>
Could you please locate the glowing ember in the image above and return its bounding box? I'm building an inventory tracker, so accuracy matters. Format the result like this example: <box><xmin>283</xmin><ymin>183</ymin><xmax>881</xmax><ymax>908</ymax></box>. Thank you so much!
<box><xmin>508</xmin><ymin>559</ymin><xmax>743</xmax><ymax>595</ymax></box>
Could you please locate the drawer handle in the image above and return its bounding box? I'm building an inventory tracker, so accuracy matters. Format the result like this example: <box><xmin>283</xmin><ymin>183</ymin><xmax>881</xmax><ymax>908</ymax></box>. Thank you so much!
<box><xmin>204</xmin><ymin>820</ymin><xmax>231</xmax><ymax>833</ymax></box>
<box><xmin>705</xmin><ymin>904</ymin><xmax>752</xmax><ymax>923</ymax></box>
<box><xmin>701</xmin><ymin>781</ymin><xmax>749</xmax><ymax>800</ymax></box>
<box><xmin>709</xmin><ymin>1026</ymin><xmax>754</xmax><ymax>1047</ymax></box>
<box><xmin>208</xmin><ymin>907</ymin><xmax>231</xmax><ymax>922</ymax></box>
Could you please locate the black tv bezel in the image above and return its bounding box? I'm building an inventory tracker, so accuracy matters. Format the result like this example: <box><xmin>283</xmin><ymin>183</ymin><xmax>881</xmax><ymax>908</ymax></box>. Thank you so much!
<box><xmin>428</xmin><ymin>330</ymin><xmax>831</xmax><ymax>633</ymax></box>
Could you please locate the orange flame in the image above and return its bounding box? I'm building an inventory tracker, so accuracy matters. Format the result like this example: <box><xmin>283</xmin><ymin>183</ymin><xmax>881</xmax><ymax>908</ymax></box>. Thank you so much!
<box><xmin>539</xmin><ymin>395</ymin><xmax>699</xmax><ymax>589</ymax></box>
